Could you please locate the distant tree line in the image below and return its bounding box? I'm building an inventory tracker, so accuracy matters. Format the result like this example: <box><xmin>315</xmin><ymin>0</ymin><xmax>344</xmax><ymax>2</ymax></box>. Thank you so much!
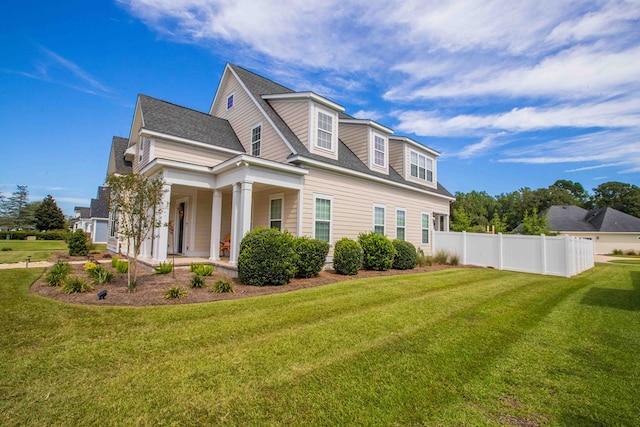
<box><xmin>0</xmin><ymin>185</ymin><xmax>67</xmax><ymax>231</ymax></box>
<box><xmin>451</xmin><ymin>180</ymin><xmax>640</xmax><ymax>234</ymax></box>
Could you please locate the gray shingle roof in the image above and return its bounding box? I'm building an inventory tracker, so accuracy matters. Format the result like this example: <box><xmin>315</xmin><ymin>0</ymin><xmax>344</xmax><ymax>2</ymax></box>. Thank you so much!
<box><xmin>74</xmin><ymin>207</ymin><xmax>91</xmax><ymax>219</ymax></box>
<box><xmin>229</xmin><ymin>64</ymin><xmax>453</xmax><ymax>199</ymax></box>
<box><xmin>90</xmin><ymin>187</ymin><xmax>110</xmax><ymax>219</ymax></box>
<box><xmin>547</xmin><ymin>205</ymin><xmax>640</xmax><ymax>232</ymax></box>
<box><xmin>110</xmin><ymin>136</ymin><xmax>133</xmax><ymax>176</ymax></box>
<box><xmin>138</xmin><ymin>94</ymin><xmax>244</xmax><ymax>152</ymax></box>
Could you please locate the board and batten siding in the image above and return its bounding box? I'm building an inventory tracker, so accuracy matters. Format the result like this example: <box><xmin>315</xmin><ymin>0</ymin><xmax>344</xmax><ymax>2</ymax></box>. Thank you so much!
<box><xmin>339</xmin><ymin>123</ymin><xmax>368</xmax><ymax>165</ymax></box>
<box><xmin>301</xmin><ymin>167</ymin><xmax>450</xmax><ymax>253</ymax></box>
<box><xmin>154</xmin><ymin>139</ymin><xmax>230</xmax><ymax>167</ymax></box>
<box><xmin>211</xmin><ymin>73</ymin><xmax>291</xmax><ymax>163</ymax></box>
<box><xmin>270</xmin><ymin>99</ymin><xmax>309</xmax><ymax>147</ymax></box>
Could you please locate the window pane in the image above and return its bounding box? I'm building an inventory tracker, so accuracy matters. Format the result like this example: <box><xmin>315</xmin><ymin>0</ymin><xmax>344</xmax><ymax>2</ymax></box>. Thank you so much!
<box><xmin>315</xmin><ymin>222</ymin><xmax>330</xmax><ymax>242</ymax></box>
<box><xmin>270</xmin><ymin>198</ymin><xmax>282</xmax><ymax>220</ymax></box>
<box><xmin>227</xmin><ymin>94</ymin><xmax>233</xmax><ymax>109</ymax></box>
<box><xmin>318</xmin><ymin>112</ymin><xmax>332</xmax><ymax>132</ymax></box>
<box><xmin>422</xmin><ymin>229</ymin><xmax>429</xmax><ymax>244</ymax></box>
<box><xmin>317</xmin><ymin>129</ymin><xmax>332</xmax><ymax>149</ymax></box>
<box><xmin>397</xmin><ymin>210</ymin><xmax>405</xmax><ymax>227</ymax></box>
<box><xmin>411</xmin><ymin>163</ymin><xmax>418</xmax><ymax>177</ymax></box>
<box><xmin>419</xmin><ymin>167</ymin><xmax>425</xmax><ymax>180</ymax></box>
<box><xmin>396</xmin><ymin>227</ymin><xmax>405</xmax><ymax>240</ymax></box>
<box><xmin>374</xmin><ymin>225</ymin><xmax>385</xmax><ymax>235</ymax></box>
<box><xmin>422</xmin><ymin>213</ymin><xmax>430</xmax><ymax>244</ymax></box>
<box><xmin>317</xmin><ymin>112</ymin><xmax>333</xmax><ymax>150</ymax></box>
<box><xmin>422</xmin><ymin>213</ymin><xmax>430</xmax><ymax>229</ymax></box>
<box><xmin>270</xmin><ymin>220</ymin><xmax>282</xmax><ymax>230</ymax></box>
<box><xmin>315</xmin><ymin>198</ymin><xmax>331</xmax><ymax>221</ymax></box>
<box><xmin>375</xmin><ymin>150</ymin><xmax>384</xmax><ymax>166</ymax></box>
<box><xmin>374</xmin><ymin>207</ymin><xmax>385</xmax><ymax>225</ymax></box>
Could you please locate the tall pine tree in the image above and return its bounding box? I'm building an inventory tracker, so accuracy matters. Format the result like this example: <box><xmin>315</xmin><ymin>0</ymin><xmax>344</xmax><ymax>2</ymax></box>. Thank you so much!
<box><xmin>34</xmin><ymin>195</ymin><xmax>66</xmax><ymax>230</ymax></box>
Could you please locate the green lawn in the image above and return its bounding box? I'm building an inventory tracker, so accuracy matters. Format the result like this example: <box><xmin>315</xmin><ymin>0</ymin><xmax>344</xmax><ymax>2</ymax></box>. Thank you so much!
<box><xmin>0</xmin><ymin>240</ymin><xmax>67</xmax><ymax>263</ymax></box>
<box><xmin>609</xmin><ymin>259</ymin><xmax>640</xmax><ymax>265</ymax></box>
<box><xmin>1</xmin><ymin>265</ymin><xmax>639</xmax><ymax>425</ymax></box>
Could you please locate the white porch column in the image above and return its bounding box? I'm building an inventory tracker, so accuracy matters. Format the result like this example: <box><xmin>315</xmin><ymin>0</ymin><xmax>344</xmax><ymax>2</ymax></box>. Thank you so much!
<box><xmin>239</xmin><ymin>181</ymin><xmax>253</xmax><ymax>240</ymax></box>
<box><xmin>153</xmin><ymin>183</ymin><xmax>171</xmax><ymax>262</ymax></box>
<box><xmin>229</xmin><ymin>183</ymin><xmax>241</xmax><ymax>265</ymax></box>
<box><xmin>209</xmin><ymin>189</ymin><xmax>222</xmax><ymax>261</ymax></box>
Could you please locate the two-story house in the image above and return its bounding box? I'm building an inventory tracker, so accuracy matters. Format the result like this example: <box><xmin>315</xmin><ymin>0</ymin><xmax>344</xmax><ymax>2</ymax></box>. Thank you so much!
<box><xmin>106</xmin><ymin>63</ymin><xmax>453</xmax><ymax>271</ymax></box>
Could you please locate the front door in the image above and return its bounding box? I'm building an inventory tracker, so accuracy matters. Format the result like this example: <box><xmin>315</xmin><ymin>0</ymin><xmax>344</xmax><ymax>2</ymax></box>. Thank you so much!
<box><xmin>177</xmin><ymin>202</ymin><xmax>186</xmax><ymax>254</ymax></box>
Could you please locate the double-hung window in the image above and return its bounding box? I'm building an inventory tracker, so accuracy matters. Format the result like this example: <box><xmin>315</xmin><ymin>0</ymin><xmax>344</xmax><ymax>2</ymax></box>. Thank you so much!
<box><xmin>410</xmin><ymin>151</ymin><xmax>434</xmax><ymax>183</ymax></box>
<box><xmin>269</xmin><ymin>195</ymin><xmax>282</xmax><ymax>231</ymax></box>
<box><xmin>317</xmin><ymin>111</ymin><xmax>333</xmax><ymax>150</ymax></box>
<box><xmin>374</xmin><ymin>205</ymin><xmax>385</xmax><ymax>235</ymax></box>
<box><xmin>251</xmin><ymin>124</ymin><xmax>261</xmax><ymax>156</ymax></box>
<box><xmin>314</xmin><ymin>195</ymin><xmax>332</xmax><ymax>243</ymax></box>
<box><xmin>374</xmin><ymin>135</ymin><xmax>385</xmax><ymax>167</ymax></box>
<box><xmin>396</xmin><ymin>209</ymin><xmax>406</xmax><ymax>240</ymax></box>
<box><xmin>421</xmin><ymin>212</ymin><xmax>430</xmax><ymax>244</ymax></box>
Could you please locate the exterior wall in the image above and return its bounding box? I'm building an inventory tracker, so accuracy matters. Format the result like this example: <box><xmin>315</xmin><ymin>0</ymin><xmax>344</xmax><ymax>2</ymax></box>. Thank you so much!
<box><xmin>301</xmin><ymin>167</ymin><xmax>450</xmax><ymax>253</ymax></box>
<box><xmin>211</xmin><ymin>73</ymin><xmax>291</xmax><ymax>163</ymax></box>
<box><xmin>193</xmin><ymin>189</ymin><xmax>213</xmax><ymax>254</ymax></box>
<box><xmin>270</xmin><ymin>99</ymin><xmax>309</xmax><ymax>147</ymax></box>
<box><xmin>251</xmin><ymin>188</ymin><xmax>299</xmax><ymax>233</ymax></box>
<box><xmin>339</xmin><ymin>123</ymin><xmax>368</xmax><ymax>164</ymax></box>
<box><xmin>130</xmin><ymin>106</ymin><xmax>144</xmax><ymax>173</ymax></box>
<box><xmin>154</xmin><ymin>139</ymin><xmax>230</xmax><ymax>167</ymax></box>
<box><xmin>92</xmin><ymin>219</ymin><xmax>108</xmax><ymax>244</ymax></box>
<box><xmin>389</xmin><ymin>140</ymin><xmax>405</xmax><ymax>176</ymax></box>
<box><xmin>560</xmin><ymin>231</ymin><xmax>640</xmax><ymax>254</ymax></box>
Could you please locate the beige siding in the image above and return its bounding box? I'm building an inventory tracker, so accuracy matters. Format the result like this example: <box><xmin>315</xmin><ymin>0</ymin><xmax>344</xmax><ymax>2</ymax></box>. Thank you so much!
<box><xmin>211</xmin><ymin>73</ymin><xmax>291</xmax><ymax>163</ymax></box>
<box><xmin>251</xmin><ymin>188</ymin><xmax>299</xmax><ymax>233</ymax></box>
<box><xmin>154</xmin><ymin>139</ymin><xmax>230</xmax><ymax>167</ymax></box>
<box><xmin>339</xmin><ymin>123</ymin><xmax>368</xmax><ymax>164</ymax></box>
<box><xmin>302</xmin><ymin>167</ymin><xmax>450</xmax><ymax>253</ymax></box>
<box><xmin>130</xmin><ymin>106</ymin><xmax>144</xmax><ymax>173</ymax></box>
<box><xmin>193</xmin><ymin>190</ymin><xmax>213</xmax><ymax>253</ymax></box>
<box><xmin>389</xmin><ymin>140</ymin><xmax>404</xmax><ymax>176</ymax></box>
<box><xmin>270</xmin><ymin>99</ymin><xmax>309</xmax><ymax>147</ymax></box>
<box><xmin>561</xmin><ymin>232</ymin><xmax>640</xmax><ymax>254</ymax></box>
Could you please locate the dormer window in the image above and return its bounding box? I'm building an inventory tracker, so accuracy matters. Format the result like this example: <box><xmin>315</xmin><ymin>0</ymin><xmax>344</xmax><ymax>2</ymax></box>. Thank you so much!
<box><xmin>317</xmin><ymin>111</ymin><xmax>333</xmax><ymax>150</ymax></box>
<box><xmin>227</xmin><ymin>94</ymin><xmax>234</xmax><ymax>110</ymax></box>
<box><xmin>374</xmin><ymin>135</ymin><xmax>385</xmax><ymax>167</ymax></box>
<box><xmin>410</xmin><ymin>151</ymin><xmax>434</xmax><ymax>183</ymax></box>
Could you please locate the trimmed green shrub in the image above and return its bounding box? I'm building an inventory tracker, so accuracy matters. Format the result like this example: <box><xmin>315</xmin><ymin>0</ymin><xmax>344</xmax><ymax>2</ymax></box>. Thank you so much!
<box><xmin>62</xmin><ymin>276</ymin><xmax>94</xmax><ymax>294</ymax></box>
<box><xmin>154</xmin><ymin>262</ymin><xmax>173</xmax><ymax>274</ymax></box>
<box><xmin>212</xmin><ymin>279</ymin><xmax>234</xmax><ymax>293</ymax></box>
<box><xmin>163</xmin><ymin>285</ymin><xmax>188</xmax><ymax>299</ymax></box>
<box><xmin>238</xmin><ymin>227</ymin><xmax>298</xmax><ymax>286</ymax></box>
<box><xmin>190</xmin><ymin>263</ymin><xmax>214</xmax><ymax>276</ymax></box>
<box><xmin>293</xmin><ymin>236</ymin><xmax>330</xmax><ymax>278</ymax></box>
<box><xmin>358</xmin><ymin>231</ymin><xmax>396</xmax><ymax>271</ymax></box>
<box><xmin>68</xmin><ymin>230</ymin><xmax>89</xmax><ymax>256</ymax></box>
<box><xmin>45</xmin><ymin>261</ymin><xmax>72</xmax><ymax>286</ymax></box>
<box><xmin>0</xmin><ymin>230</ymin><xmax>67</xmax><ymax>240</ymax></box>
<box><xmin>333</xmin><ymin>238</ymin><xmax>363</xmax><ymax>275</ymax></box>
<box><xmin>392</xmin><ymin>239</ymin><xmax>417</xmax><ymax>270</ymax></box>
<box><xmin>90</xmin><ymin>266</ymin><xmax>113</xmax><ymax>284</ymax></box>
<box><xmin>190</xmin><ymin>274</ymin><xmax>206</xmax><ymax>288</ymax></box>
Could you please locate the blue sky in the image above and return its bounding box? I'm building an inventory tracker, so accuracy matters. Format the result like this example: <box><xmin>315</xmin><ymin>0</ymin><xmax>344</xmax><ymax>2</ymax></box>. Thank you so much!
<box><xmin>1</xmin><ymin>0</ymin><xmax>639</xmax><ymax>215</ymax></box>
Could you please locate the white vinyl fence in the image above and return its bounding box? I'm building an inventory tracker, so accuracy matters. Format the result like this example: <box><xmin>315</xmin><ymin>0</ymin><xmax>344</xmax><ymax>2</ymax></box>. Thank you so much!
<box><xmin>433</xmin><ymin>231</ymin><xmax>594</xmax><ymax>277</ymax></box>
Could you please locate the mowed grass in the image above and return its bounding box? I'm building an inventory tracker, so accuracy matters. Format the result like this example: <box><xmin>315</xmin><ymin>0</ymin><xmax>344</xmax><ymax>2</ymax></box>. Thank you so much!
<box><xmin>1</xmin><ymin>265</ymin><xmax>639</xmax><ymax>425</ymax></box>
<box><xmin>0</xmin><ymin>240</ymin><xmax>67</xmax><ymax>263</ymax></box>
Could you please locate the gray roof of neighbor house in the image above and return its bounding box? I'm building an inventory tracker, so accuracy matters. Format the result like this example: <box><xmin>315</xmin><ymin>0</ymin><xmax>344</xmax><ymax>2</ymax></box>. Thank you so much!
<box><xmin>138</xmin><ymin>94</ymin><xmax>244</xmax><ymax>152</ymax></box>
<box><xmin>228</xmin><ymin>64</ymin><xmax>454</xmax><ymax>198</ymax></box>
<box><xmin>110</xmin><ymin>136</ymin><xmax>133</xmax><ymax>175</ymax></box>
<box><xmin>547</xmin><ymin>205</ymin><xmax>640</xmax><ymax>232</ymax></box>
<box><xmin>74</xmin><ymin>206</ymin><xmax>91</xmax><ymax>219</ymax></box>
<box><xmin>90</xmin><ymin>187</ymin><xmax>110</xmax><ymax>219</ymax></box>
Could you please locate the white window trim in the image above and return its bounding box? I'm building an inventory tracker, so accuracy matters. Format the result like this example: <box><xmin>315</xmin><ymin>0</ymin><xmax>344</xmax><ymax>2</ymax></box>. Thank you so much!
<box><xmin>421</xmin><ymin>212</ymin><xmax>431</xmax><ymax>245</ymax></box>
<box><xmin>226</xmin><ymin>93</ymin><xmax>234</xmax><ymax>110</ymax></box>
<box><xmin>251</xmin><ymin>123</ymin><xmax>262</xmax><ymax>157</ymax></box>
<box><xmin>313</xmin><ymin>193</ymin><xmax>333</xmax><ymax>243</ymax></box>
<box><xmin>409</xmin><ymin>149</ymin><xmax>435</xmax><ymax>183</ymax></box>
<box><xmin>372</xmin><ymin>132</ymin><xmax>387</xmax><ymax>168</ymax></box>
<box><xmin>269</xmin><ymin>193</ymin><xmax>284</xmax><ymax>231</ymax></box>
<box><xmin>373</xmin><ymin>204</ymin><xmax>386</xmax><ymax>236</ymax></box>
<box><xmin>396</xmin><ymin>208</ymin><xmax>406</xmax><ymax>241</ymax></box>
<box><xmin>314</xmin><ymin>106</ymin><xmax>336</xmax><ymax>153</ymax></box>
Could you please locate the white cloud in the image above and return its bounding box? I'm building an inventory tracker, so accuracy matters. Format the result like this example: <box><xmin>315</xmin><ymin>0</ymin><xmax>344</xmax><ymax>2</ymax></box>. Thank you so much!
<box><xmin>457</xmin><ymin>133</ymin><xmax>508</xmax><ymax>159</ymax></box>
<box><xmin>352</xmin><ymin>110</ymin><xmax>384</xmax><ymax>121</ymax></box>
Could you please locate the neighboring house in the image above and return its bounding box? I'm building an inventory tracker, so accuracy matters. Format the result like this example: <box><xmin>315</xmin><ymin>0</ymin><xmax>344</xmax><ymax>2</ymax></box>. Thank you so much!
<box><xmin>105</xmin><ymin>136</ymin><xmax>133</xmax><ymax>253</ymax></box>
<box><xmin>106</xmin><ymin>63</ymin><xmax>454</xmax><ymax>269</ymax></box>
<box><xmin>71</xmin><ymin>206</ymin><xmax>91</xmax><ymax>234</ymax></box>
<box><xmin>88</xmin><ymin>186</ymin><xmax>110</xmax><ymax>244</ymax></box>
<box><xmin>547</xmin><ymin>205</ymin><xmax>640</xmax><ymax>254</ymax></box>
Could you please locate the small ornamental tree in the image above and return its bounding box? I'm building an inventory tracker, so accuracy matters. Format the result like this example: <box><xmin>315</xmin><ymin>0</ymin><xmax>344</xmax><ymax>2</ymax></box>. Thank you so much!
<box><xmin>34</xmin><ymin>194</ymin><xmax>66</xmax><ymax>231</ymax></box>
<box><xmin>68</xmin><ymin>229</ymin><xmax>89</xmax><ymax>256</ymax></box>
<box><xmin>106</xmin><ymin>173</ymin><xmax>167</xmax><ymax>292</ymax></box>
<box><xmin>521</xmin><ymin>207</ymin><xmax>552</xmax><ymax>235</ymax></box>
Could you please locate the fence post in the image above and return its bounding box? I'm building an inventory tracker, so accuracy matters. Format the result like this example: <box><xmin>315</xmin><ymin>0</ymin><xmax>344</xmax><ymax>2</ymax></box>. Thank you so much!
<box><xmin>462</xmin><ymin>231</ymin><xmax>467</xmax><ymax>265</ymax></box>
<box><xmin>540</xmin><ymin>234</ymin><xmax>547</xmax><ymax>275</ymax></box>
<box><xmin>564</xmin><ymin>235</ymin><xmax>572</xmax><ymax>277</ymax></box>
<box><xmin>497</xmin><ymin>233</ymin><xmax>503</xmax><ymax>270</ymax></box>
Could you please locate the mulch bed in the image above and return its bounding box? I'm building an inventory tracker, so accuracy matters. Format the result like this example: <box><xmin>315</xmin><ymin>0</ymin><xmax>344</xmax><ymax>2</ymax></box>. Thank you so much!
<box><xmin>31</xmin><ymin>252</ymin><xmax>454</xmax><ymax>306</ymax></box>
